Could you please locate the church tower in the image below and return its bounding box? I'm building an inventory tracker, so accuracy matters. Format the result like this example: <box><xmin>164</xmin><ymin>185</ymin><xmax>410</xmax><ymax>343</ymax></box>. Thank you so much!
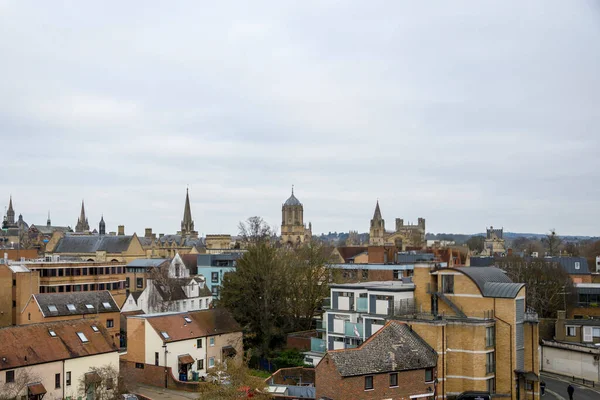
<box><xmin>75</xmin><ymin>200</ymin><xmax>90</xmax><ymax>233</ymax></box>
<box><xmin>99</xmin><ymin>215</ymin><xmax>106</xmax><ymax>236</ymax></box>
<box><xmin>6</xmin><ymin>196</ymin><xmax>15</xmax><ymax>227</ymax></box>
<box><xmin>369</xmin><ymin>200</ymin><xmax>386</xmax><ymax>246</ymax></box>
<box><xmin>180</xmin><ymin>188</ymin><xmax>198</xmax><ymax>237</ymax></box>
<box><xmin>281</xmin><ymin>187</ymin><xmax>312</xmax><ymax>245</ymax></box>
<box><xmin>47</xmin><ymin>211</ymin><xmax>51</xmax><ymax>227</ymax></box>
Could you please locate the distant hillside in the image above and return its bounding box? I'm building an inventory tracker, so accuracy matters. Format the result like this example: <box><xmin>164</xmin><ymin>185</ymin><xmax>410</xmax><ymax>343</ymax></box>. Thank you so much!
<box><xmin>427</xmin><ymin>232</ymin><xmax>598</xmax><ymax>244</ymax></box>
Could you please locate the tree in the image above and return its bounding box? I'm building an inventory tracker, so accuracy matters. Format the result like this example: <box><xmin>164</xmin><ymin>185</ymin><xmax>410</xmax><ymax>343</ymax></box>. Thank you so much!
<box><xmin>238</xmin><ymin>216</ymin><xmax>274</xmax><ymax>245</ymax></box>
<box><xmin>78</xmin><ymin>364</ymin><xmax>124</xmax><ymax>400</ymax></box>
<box><xmin>496</xmin><ymin>257</ymin><xmax>575</xmax><ymax>318</ymax></box>
<box><xmin>466</xmin><ymin>236</ymin><xmax>485</xmax><ymax>253</ymax></box>
<box><xmin>543</xmin><ymin>230</ymin><xmax>562</xmax><ymax>256</ymax></box>
<box><xmin>0</xmin><ymin>368</ymin><xmax>40</xmax><ymax>400</ymax></box>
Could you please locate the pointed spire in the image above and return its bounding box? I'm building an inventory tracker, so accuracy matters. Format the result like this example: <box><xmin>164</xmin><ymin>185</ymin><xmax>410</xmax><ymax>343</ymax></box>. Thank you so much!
<box><xmin>75</xmin><ymin>199</ymin><xmax>90</xmax><ymax>232</ymax></box>
<box><xmin>47</xmin><ymin>210</ymin><xmax>51</xmax><ymax>227</ymax></box>
<box><xmin>373</xmin><ymin>200</ymin><xmax>382</xmax><ymax>220</ymax></box>
<box><xmin>99</xmin><ymin>214</ymin><xmax>106</xmax><ymax>235</ymax></box>
<box><xmin>291</xmin><ymin>185</ymin><xmax>294</xmax><ymax>196</ymax></box>
<box><xmin>80</xmin><ymin>200</ymin><xmax>86</xmax><ymax>222</ymax></box>
<box><xmin>181</xmin><ymin>188</ymin><xmax>195</xmax><ymax>236</ymax></box>
<box><xmin>8</xmin><ymin>196</ymin><xmax>13</xmax><ymax>213</ymax></box>
<box><xmin>5</xmin><ymin>195</ymin><xmax>15</xmax><ymax>226</ymax></box>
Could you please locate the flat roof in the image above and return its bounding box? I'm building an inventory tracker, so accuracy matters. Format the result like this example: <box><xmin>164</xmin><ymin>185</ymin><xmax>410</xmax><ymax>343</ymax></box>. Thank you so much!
<box><xmin>330</xmin><ymin>281</ymin><xmax>415</xmax><ymax>291</ymax></box>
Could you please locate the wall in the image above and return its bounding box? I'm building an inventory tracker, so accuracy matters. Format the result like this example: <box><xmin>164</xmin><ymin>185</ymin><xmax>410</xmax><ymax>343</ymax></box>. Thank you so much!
<box><xmin>14</xmin><ymin>270</ymin><xmax>39</xmax><ymax>325</ymax></box>
<box><xmin>207</xmin><ymin>331</ymin><xmax>244</xmax><ymax>371</ymax></box>
<box><xmin>120</xmin><ymin>360</ymin><xmax>205</xmax><ymax>392</ymax></box>
<box><xmin>0</xmin><ymin>361</ymin><xmax>63</xmax><ymax>400</ymax></box>
<box><xmin>541</xmin><ymin>344</ymin><xmax>600</xmax><ymax>382</ymax></box>
<box><xmin>0</xmin><ymin>264</ymin><xmax>12</xmax><ymax>327</ymax></box>
<box><xmin>124</xmin><ymin>317</ymin><xmax>146</xmax><ymax>363</ymax></box>
<box><xmin>1</xmin><ymin>249</ymin><xmax>39</xmax><ymax>260</ymax></box>
<box><xmin>64</xmin><ymin>351</ymin><xmax>119</xmax><ymax>399</ymax></box>
<box><xmin>315</xmin><ymin>353</ymin><xmax>435</xmax><ymax>400</ymax></box>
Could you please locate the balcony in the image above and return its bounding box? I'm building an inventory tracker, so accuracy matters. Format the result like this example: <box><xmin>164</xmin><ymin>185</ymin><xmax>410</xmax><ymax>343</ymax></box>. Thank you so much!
<box><xmin>310</xmin><ymin>337</ymin><xmax>326</xmax><ymax>353</ymax></box>
<box><xmin>344</xmin><ymin>321</ymin><xmax>363</xmax><ymax>338</ymax></box>
<box><xmin>315</xmin><ymin>320</ymin><xmax>325</xmax><ymax>331</ymax></box>
<box><xmin>357</xmin><ymin>298</ymin><xmax>368</xmax><ymax>312</ymax></box>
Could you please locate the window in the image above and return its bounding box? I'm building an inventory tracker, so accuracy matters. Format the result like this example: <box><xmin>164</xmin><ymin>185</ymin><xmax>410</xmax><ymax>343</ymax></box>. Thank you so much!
<box><xmin>566</xmin><ymin>326</ymin><xmax>576</xmax><ymax>337</ymax></box>
<box><xmin>209</xmin><ymin>357</ymin><xmax>215</xmax><ymax>368</ymax></box>
<box><xmin>6</xmin><ymin>370</ymin><xmax>15</xmax><ymax>383</ymax></box>
<box><xmin>442</xmin><ymin>275</ymin><xmax>454</xmax><ymax>294</ymax></box>
<box><xmin>66</xmin><ymin>371</ymin><xmax>71</xmax><ymax>386</ymax></box>
<box><xmin>486</xmin><ymin>352</ymin><xmax>495</xmax><ymax>374</ymax></box>
<box><xmin>28</xmin><ymin>313</ymin><xmax>30</xmax><ymax>321</ymax></box>
<box><xmin>85</xmin><ymin>304</ymin><xmax>94</xmax><ymax>310</ymax></box>
<box><xmin>184</xmin><ymin>317</ymin><xmax>192</xmax><ymax>323</ymax></box>
<box><xmin>191</xmin><ymin>300</ymin><xmax>195</xmax><ymax>309</ymax></box>
<box><xmin>182</xmin><ymin>301</ymin><xmax>187</xmax><ymax>310</ymax></box>
<box><xmin>12</xmin><ymin>279</ymin><xmax>16</xmax><ymax>287</ymax></box>
<box><xmin>103</xmin><ymin>302</ymin><xmax>112</xmax><ymax>309</ymax></box>
<box><xmin>125</xmin><ymin>277</ymin><xmax>130</xmax><ymax>288</ymax></box>
<box><xmin>211</xmin><ymin>272</ymin><xmax>219</xmax><ymax>283</ymax></box>
<box><xmin>55</xmin><ymin>373</ymin><xmax>61</xmax><ymax>389</ymax></box>
<box><xmin>77</xmin><ymin>332</ymin><xmax>89</xmax><ymax>343</ymax></box>
<box><xmin>212</xmin><ymin>286</ymin><xmax>220</xmax><ymax>296</ymax></box>
<box><xmin>155</xmin><ymin>352</ymin><xmax>159</xmax><ymax>366</ymax></box>
<box><xmin>48</xmin><ymin>305</ymin><xmax>58</xmax><ymax>313</ymax></box>
<box><xmin>364</xmin><ymin>375</ymin><xmax>374</xmax><ymax>390</ymax></box>
<box><xmin>393</xmin><ymin>270</ymin><xmax>402</xmax><ymax>280</ymax></box>
<box><xmin>361</xmin><ymin>269</ymin><xmax>368</xmax><ymax>279</ymax></box>
<box><xmin>49</xmin><ymin>329</ymin><xmax>57</xmax><ymax>337</ymax></box>
<box><xmin>161</xmin><ymin>331</ymin><xmax>170</xmax><ymax>340</ymax></box>
<box><xmin>209</xmin><ymin>337</ymin><xmax>215</xmax><ymax>346</ymax></box>
<box><xmin>575</xmin><ymin>262</ymin><xmax>581</xmax><ymax>270</ymax></box>
<box><xmin>137</xmin><ymin>278</ymin><xmax>143</xmax><ymax>288</ymax></box>
<box><xmin>67</xmin><ymin>304</ymin><xmax>76</xmax><ymax>311</ymax></box>
<box><xmin>593</xmin><ymin>328</ymin><xmax>600</xmax><ymax>337</ymax></box>
<box><xmin>135</xmin><ymin>363</ymin><xmax>145</xmax><ymax>369</ymax></box>
<box><xmin>197</xmin><ymin>359</ymin><xmax>204</xmax><ymax>370</ymax></box>
<box><xmin>487</xmin><ymin>378</ymin><xmax>495</xmax><ymax>394</ymax></box>
<box><xmin>197</xmin><ymin>339</ymin><xmax>203</xmax><ymax>348</ymax></box>
<box><xmin>389</xmin><ymin>372</ymin><xmax>398</xmax><ymax>387</ymax></box>
<box><xmin>486</xmin><ymin>326</ymin><xmax>495</xmax><ymax>347</ymax></box>
<box><xmin>425</xmin><ymin>368</ymin><xmax>434</xmax><ymax>383</ymax></box>
<box><xmin>106</xmin><ymin>319</ymin><xmax>114</xmax><ymax>328</ymax></box>
<box><xmin>12</xmin><ymin>300</ymin><xmax>16</xmax><ymax>308</ymax></box>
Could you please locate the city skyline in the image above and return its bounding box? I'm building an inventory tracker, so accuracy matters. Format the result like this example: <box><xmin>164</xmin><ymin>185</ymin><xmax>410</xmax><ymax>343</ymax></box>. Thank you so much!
<box><xmin>1</xmin><ymin>1</ymin><xmax>599</xmax><ymax>236</ymax></box>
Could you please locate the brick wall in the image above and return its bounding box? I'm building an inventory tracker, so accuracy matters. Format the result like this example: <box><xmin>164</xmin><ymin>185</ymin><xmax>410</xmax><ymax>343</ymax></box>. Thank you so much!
<box><xmin>316</xmin><ymin>353</ymin><xmax>435</xmax><ymax>400</ymax></box>
<box><xmin>120</xmin><ymin>360</ymin><xmax>207</xmax><ymax>392</ymax></box>
<box><xmin>269</xmin><ymin>367</ymin><xmax>315</xmax><ymax>386</ymax></box>
<box><xmin>286</xmin><ymin>330</ymin><xmax>318</xmax><ymax>351</ymax></box>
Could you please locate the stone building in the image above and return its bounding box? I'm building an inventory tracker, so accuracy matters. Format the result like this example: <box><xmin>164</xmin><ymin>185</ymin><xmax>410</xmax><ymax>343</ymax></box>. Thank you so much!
<box><xmin>74</xmin><ymin>200</ymin><xmax>90</xmax><ymax>233</ymax></box>
<box><xmin>1</xmin><ymin>196</ymin><xmax>28</xmax><ymax>247</ymax></box>
<box><xmin>481</xmin><ymin>226</ymin><xmax>506</xmax><ymax>256</ymax></box>
<box><xmin>368</xmin><ymin>201</ymin><xmax>425</xmax><ymax>249</ymax></box>
<box><xmin>281</xmin><ymin>187</ymin><xmax>312</xmax><ymax>245</ymax></box>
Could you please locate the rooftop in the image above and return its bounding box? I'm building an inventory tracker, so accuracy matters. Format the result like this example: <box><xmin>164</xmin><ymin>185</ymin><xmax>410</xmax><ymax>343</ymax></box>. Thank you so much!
<box><xmin>126</xmin><ymin>258</ymin><xmax>169</xmax><ymax>268</ymax></box>
<box><xmin>32</xmin><ymin>291</ymin><xmax>119</xmax><ymax>317</ymax></box>
<box><xmin>453</xmin><ymin>267</ymin><xmax>524</xmax><ymax>298</ymax></box>
<box><xmin>330</xmin><ymin>280</ymin><xmax>415</xmax><ymax>291</ymax></box>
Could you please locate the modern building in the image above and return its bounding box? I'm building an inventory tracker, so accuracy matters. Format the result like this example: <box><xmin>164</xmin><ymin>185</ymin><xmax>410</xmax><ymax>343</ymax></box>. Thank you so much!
<box><xmin>20</xmin><ymin>291</ymin><xmax>121</xmax><ymax>346</ymax></box>
<box><xmin>125</xmin><ymin>258</ymin><xmax>170</xmax><ymax>294</ymax></box>
<box><xmin>0</xmin><ymin>319</ymin><xmax>119</xmax><ymax>400</ymax></box>
<box><xmin>281</xmin><ymin>187</ymin><xmax>312</xmax><ymax>245</ymax></box>
<box><xmin>0</xmin><ymin>263</ymin><xmax>39</xmax><ymax>327</ymax></box>
<box><xmin>368</xmin><ymin>200</ymin><xmax>425</xmax><ymax>249</ymax></box>
<box><xmin>316</xmin><ymin>321</ymin><xmax>437</xmax><ymax>400</ymax></box>
<box><xmin>124</xmin><ymin>309</ymin><xmax>242</xmax><ymax>381</ymax></box>
<box><xmin>196</xmin><ymin>253</ymin><xmax>244</xmax><ymax>298</ymax></box>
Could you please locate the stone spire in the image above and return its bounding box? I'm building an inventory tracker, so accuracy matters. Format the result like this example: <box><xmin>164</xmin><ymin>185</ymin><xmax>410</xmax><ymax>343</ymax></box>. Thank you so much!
<box><xmin>47</xmin><ymin>211</ymin><xmax>51</xmax><ymax>227</ymax></box>
<box><xmin>75</xmin><ymin>200</ymin><xmax>90</xmax><ymax>233</ymax></box>
<box><xmin>6</xmin><ymin>196</ymin><xmax>15</xmax><ymax>226</ymax></box>
<box><xmin>373</xmin><ymin>200</ymin><xmax>382</xmax><ymax>221</ymax></box>
<box><xmin>99</xmin><ymin>215</ymin><xmax>106</xmax><ymax>236</ymax></box>
<box><xmin>180</xmin><ymin>188</ymin><xmax>196</xmax><ymax>236</ymax></box>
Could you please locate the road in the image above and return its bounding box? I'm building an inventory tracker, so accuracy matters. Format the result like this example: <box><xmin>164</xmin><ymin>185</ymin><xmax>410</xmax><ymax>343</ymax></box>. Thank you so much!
<box><xmin>541</xmin><ymin>373</ymin><xmax>600</xmax><ymax>400</ymax></box>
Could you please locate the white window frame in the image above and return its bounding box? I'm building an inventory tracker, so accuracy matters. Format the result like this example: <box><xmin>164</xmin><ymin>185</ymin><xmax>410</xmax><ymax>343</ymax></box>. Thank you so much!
<box><xmin>566</xmin><ymin>326</ymin><xmax>577</xmax><ymax>337</ymax></box>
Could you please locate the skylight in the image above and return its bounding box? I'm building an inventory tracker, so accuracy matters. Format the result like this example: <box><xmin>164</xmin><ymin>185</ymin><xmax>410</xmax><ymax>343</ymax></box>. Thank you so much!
<box><xmin>91</xmin><ymin>325</ymin><xmax>99</xmax><ymax>332</ymax></box>
<box><xmin>102</xmin><ymin>302</ymin><xmax>112</xmax><ymax>309</ymax></box>
<box><xmin>67</xmin><ymin>304</ymin><xmax>76</xmax><ymax>311</ymax></box>
<box><xmin>77</xmin><ymin>332</ymin><xmax>89</xmax><ymax>343</ymax></box>
<box><xmin>49</xmin><ymin>330</ymin><xmax>57</xmax><ymax>337</ymax></box>
<box><xmin>85</xmin><ymin>304</ymin><xmax>94</xmax><ymax>310</ymax></box>
<box><xmin>161</xmin><ymin>331</ymin><xmax>170</xmax><ymax>340</ymax></box>
<box><xmin>48</xmin><ymin>305</ymin><xmax>58</xmax><ymax>313</ymax></box>
<box><xmin>184</xmin><ymin>317</ymin><xmax>192</xmax><ymax>323</ymax></box>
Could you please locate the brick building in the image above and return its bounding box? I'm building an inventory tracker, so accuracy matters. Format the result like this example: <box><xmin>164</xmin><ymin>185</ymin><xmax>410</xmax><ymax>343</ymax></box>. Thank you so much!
<box><xmin>316</xmin><ymin>321</ymin><xmax>437</xmax><ymax>400</ymax></box>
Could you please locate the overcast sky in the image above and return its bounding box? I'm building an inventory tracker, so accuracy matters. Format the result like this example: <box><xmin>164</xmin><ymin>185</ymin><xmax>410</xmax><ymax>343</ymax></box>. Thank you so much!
<box><xmin>1</xmin><ymin>1</ymin><xmax>599</xmax><ymax>237</ymax></box>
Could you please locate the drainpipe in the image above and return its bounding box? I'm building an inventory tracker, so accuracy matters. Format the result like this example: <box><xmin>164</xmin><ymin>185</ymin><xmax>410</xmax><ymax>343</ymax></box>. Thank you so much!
<box><xmin>163</xmin><ymin>344</ymin><xmax>168</xmax><ymax>388</ymax></box>
<box><xmin>442</xmin><ymin>324</ymin><xmax>446</xmax><ymax>400</ymax></box>
<box><xmin>62</xmin><ymin>359</ymin><xmax>66</xmax><ymax>399</ymax></box>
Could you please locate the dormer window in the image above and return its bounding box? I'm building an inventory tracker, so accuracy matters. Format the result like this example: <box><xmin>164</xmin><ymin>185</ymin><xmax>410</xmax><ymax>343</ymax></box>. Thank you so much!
<box><xmin>67</xmin><ymin>304</ymin><xmax>76</xmax><ymax>311</ymax></box>
<box><xmin>48</xmin><ymin>305</ymin><xmax>58</xmax><ymax>313</ymax></box>
<box><xmin>86</xmin><ymin>304</ymin><xmax>94</xmax><ymax>310</ymax></box>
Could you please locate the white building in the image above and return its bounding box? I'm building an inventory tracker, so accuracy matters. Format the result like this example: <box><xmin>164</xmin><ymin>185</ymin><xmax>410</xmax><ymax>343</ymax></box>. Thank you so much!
<box><xmin>0</xmin><ymin>319</ymin><xmax>119</xmax><ymax>400</ymax></box>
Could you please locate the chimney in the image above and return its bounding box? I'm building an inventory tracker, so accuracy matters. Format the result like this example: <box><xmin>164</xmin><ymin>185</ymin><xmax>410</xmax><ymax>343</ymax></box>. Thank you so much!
<box><xmin>145</xmin><ymin>228</ymin><xmax>153</xmax><ymax>238</ymax></box>
<box><xmin>159</xmin><ymin>233</ymin><xmax>164</xmax><ymax>238</ymax></box>
<box><xmin>118</xmin><ymin>225</ymin><xmax>125</xmax><ymax>236</ymax></box>
<box><xmin>557</xmin><ymin>310</ymin><xmax>566</xmax><ymax>320</ymax></box>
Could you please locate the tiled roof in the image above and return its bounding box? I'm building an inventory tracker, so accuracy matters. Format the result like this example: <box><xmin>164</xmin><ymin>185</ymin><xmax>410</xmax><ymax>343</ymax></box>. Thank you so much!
<box><xmin>33</xmin><ymin>291</ymin><xmax>119</xmax><ymax>317</ymax></box>
<box><xmin>142</xmin><ymin>309</ymin><xmax>242</xmax><ymax>342</ymax></box>
<box><xmin>454</xmin><ymin>267</ymin><xmax>523</xmax><ymax>298</ymax></box>
<box><xmin>52</xmin><ymin>235</ymin><xmax>135</xmax><ymax>254</ymax></box>
<box><xmin>0</xmin><ymin>319</ymin><xmax>117</xmax><ymax>370</ymax></box>
<box><xmin>549</xmin><ymin>257</ymin><xmax>590</xmax><ymax>275</ymax></box>
<box><xmin>153</xmin><ymin>279</ymin><xmax>211</xmax><ymax>302</ymax></box>
<box><xmin>335</xmin><ymin>247</ymin><xmax>368</xmax><ymax>262</ymax></box>
<box><xmin>29</xmin><ymin>225</ymin><xmax>73</xmax><ymax>235</ymax></box>
<box><xmin>327</xmin><ymin>321</ymin><xmax>437</xmax><ymax>377</ymax></box>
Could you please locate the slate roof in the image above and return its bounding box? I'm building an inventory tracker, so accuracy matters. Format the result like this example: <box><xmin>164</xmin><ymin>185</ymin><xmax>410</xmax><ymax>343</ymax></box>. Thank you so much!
<box><xmin>127</xmin><ymin>258</ymin><xmax>169</xmax><ymax>268</ymax></box>
<box><xmin>30</xmin><ymin>224</ymin><xmax>73</xmax><ymax>235</ymax></box>
<box><xmin>327</xmin><ymin>321</ymin><xmax>437</xmax><ymax>377</ymax></box>
<box><xmin>52</xmin><ymin>234</ymin><xmax>135</xmax><ymax>254</ymax></box>
<box><xmin>549</xmin><ymin>257</ymin><xmax>590</xmax><ymax>275</ymax></box>
<box><xmin>181</xmin><ymin>254</ymin><xmax>198</xmax><ymax>275</ymax></box>
<box><xmin>469</xmin><ymin>257</ymin><xmax>496</xmax><ymax>267</ymax></box>
<box><xmin>140</xmin><ymin>308</ymin><xmax>242</xmax><ymax>342</ymax></box>
<box><xmin>284</xmin><ymin>193</ymin><xmax>302</xmax><ymax>206</ymax></box>
<box><xmin>453</xmin><ymin>267</ymin><xmax>523</xmax><ymax>298</ymax></box>
<box><xmin>0</xmin><ymin>319</ymin><xmax>117</xmax><ymax>370</ymax></box>
<box><xmin>153</xmin><ymin>279</ymin><xmax>212</xmax><ymax>302</ymax></box>
<box><xmin>33</xmin><ymin>291</ymin><xmax>119</xmax><ymax>317</ymax></box>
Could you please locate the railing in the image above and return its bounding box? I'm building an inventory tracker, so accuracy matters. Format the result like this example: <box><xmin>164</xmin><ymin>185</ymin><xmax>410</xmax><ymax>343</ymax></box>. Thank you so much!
<box><xmin>357</xmin><ymin>298</ymin><xmax>368</xmax><ymax>312</ymax></box>
<box><xmin>310</xmin><ymin>338</ymin><xmax>326</xmax><ymax>353</ymax></box>
<box><xmin>344</xmin><ymin>321</ymin><xmax>363</xmax><ymax>338</ymax></box>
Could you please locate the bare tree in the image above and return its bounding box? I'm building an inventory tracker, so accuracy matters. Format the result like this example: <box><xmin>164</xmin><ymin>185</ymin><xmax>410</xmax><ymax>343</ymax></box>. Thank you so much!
<box><xmin>0</xmin><ymin>368</ymin><xmax>40</xmax><ymax>400</ymax></box>
<box><xmin>198</xmin><ymin>354</ymin><xmax>270</xmax><ymax>400</ymax></box>
<box><xmin>543</xmin><ymin>230</ymin><xmax>563</xmax><ymax>256</ymax></box>
<box><xmin>238</xmin><ymin>216</ymin><xmax>273</xmax><ymax>245</ymax></box>
<box><xmin>78</xmin><ymin>364</ymin><xmax>124</xmax><ymax>400</ymax></box>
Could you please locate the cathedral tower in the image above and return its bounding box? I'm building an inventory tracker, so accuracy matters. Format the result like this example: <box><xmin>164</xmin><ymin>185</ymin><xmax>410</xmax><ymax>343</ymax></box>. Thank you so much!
<box><xmin>99</xmin><ymin>215</ymin><xmax>106</xmax><ymax>236</ymax></box>
<box><xmin>75</xmin><ymin>200</ymin><xmax>90</xmax><ymax>233</ymax></box>
<box><xmin>281</xmin><ymin>187</ymin><xmax>312</xmax><ymax>245</ymax></box>
<box><xmin>6</xmin><ymin>196</ymin><xmax>15</xmax><ymax>227</ymax></box>
<box><xmin>369</xmin><ymin>200</ymin><xmax>385</xmax><ymax>246</ymax></box>
<box><xmin>180</xmin><ymin>188</ymin><xmax>198</xmax><ymax>237</ymax></box>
